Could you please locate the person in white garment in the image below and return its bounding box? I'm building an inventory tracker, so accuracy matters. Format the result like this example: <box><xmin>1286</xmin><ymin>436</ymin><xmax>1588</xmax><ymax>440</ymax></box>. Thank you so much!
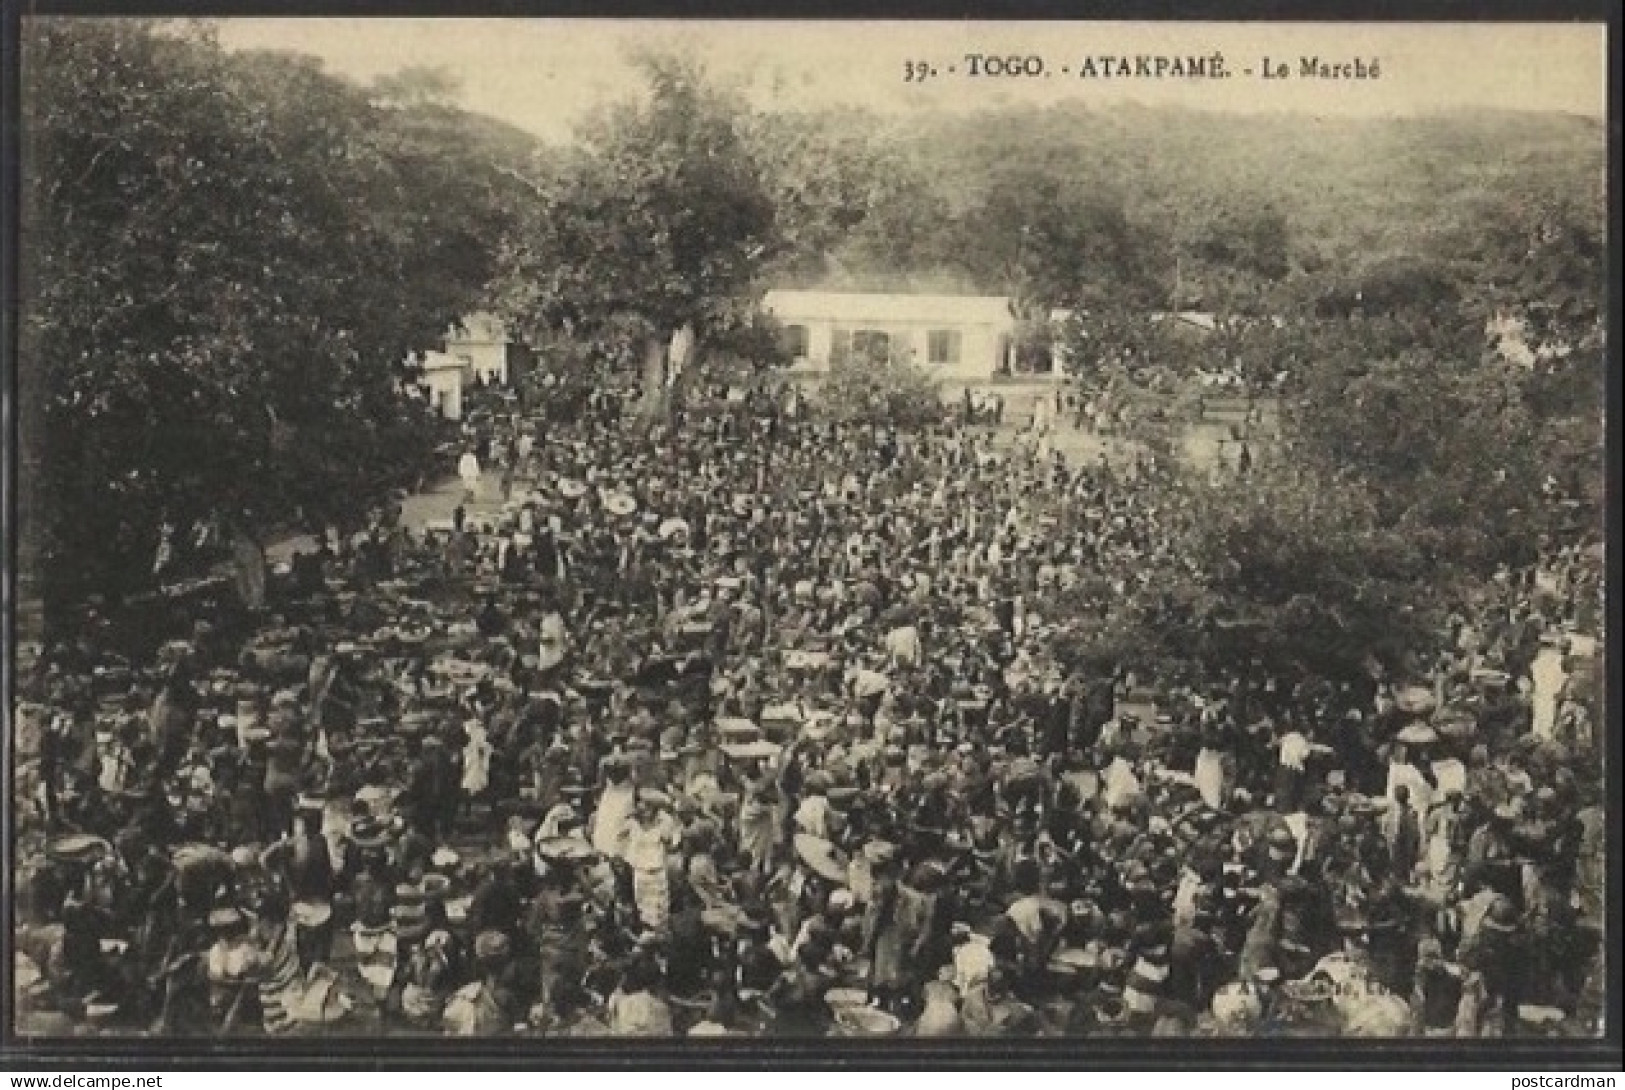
<box><xmin>623</xmin><ymin>792</ymin><xmax>680</xmax><ymax>931</ymax></box>
<box><xmin>793</xmin><ymin>773</ymin><xmax>833</xmax><ymax>840</ymax></box>
<box><xmin>460</xmin><ymin>719</ymin><xmax>493</xmax><ymax>814</ymax></box>
<box><xmin>1031</xmin><ymin>392</ymin><xmax>1052</xmax><ymax>436</ymax></box>
<box><xmin>457</xmin><ymin>449</ymin><xmax>482</xmax><ymax>504</ymax></box>
<box><xmin>536</xmin><ymin>610</ymin><xmax>569</xmax><ymax>682</ymax></box>
<box><xmin>1385</xmin><ymin>743</ymin><xmax>1434</xmax><ymax>820</ymax></box>
<box><xmin>884</xmin><ymin>623</ymin><xmax>921</xmax><ymax>668</ymax></box>
<box><xmin>1193</xmin><ymin>717</ymin><xmax>1230</xmax><ymax>810</ymax></box>
<box><xmin>1529</xmin><ymin>637</ymin><xmax>1568</xmax><ymax>740</ymax></box>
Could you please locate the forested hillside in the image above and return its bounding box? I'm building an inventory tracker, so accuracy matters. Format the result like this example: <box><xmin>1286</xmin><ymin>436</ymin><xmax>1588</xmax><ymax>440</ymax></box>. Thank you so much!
<box><xmin>778</xmin><ymin>102</ymin><xmax>1604</xmax><ymax>319</ymax></box>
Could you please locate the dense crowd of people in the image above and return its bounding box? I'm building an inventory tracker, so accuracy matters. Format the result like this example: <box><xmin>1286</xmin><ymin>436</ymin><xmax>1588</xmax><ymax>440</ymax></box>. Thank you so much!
<box><xmin>13</xmin><ymin>372</ymin><xmax>1605</xmax><ymax>1040</ymax></box>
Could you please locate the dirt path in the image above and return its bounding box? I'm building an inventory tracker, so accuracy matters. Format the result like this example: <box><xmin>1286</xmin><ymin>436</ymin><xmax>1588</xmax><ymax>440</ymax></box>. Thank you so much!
<box><xmin>266</xmin><ymin>472</ymin><xmax>514</xmax><ymax>563</ymax></box>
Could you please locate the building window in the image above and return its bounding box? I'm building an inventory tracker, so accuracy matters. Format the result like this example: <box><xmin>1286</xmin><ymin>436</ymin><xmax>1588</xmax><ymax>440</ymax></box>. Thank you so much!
<box><xmin>830</xmin><ymin>329</ymin><xmax>852</xmax><ymax>368</ymax></box>
<box><xmin>782</xmin><ymin>324</ymin><xmax>809</xmax><ymax>360</ymax></box>
<box><xmin>928</xmin><ymin>329</ymin><xmax>962</xmax><ymax>365</ymax></box>
<box><xmin>851</xmin><ymin>329</ymin><xmax>891</xmax><ymax>364</ymax></box>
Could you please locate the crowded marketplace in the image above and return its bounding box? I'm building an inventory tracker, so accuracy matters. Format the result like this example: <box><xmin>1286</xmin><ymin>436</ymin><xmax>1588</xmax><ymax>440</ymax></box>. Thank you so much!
<box><xmin>14</xmin><ymin>17</ymin><xmax>1609</xmax><ymax>1051</ymax></box>
<box><xmin>12</xmin><ymin>367</ymin><xmax>1606</xmax><ymax>1041</ymax></box>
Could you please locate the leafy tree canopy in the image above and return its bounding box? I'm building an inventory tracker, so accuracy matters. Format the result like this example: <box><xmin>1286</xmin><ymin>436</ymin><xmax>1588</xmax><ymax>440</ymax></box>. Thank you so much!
<box><xmin>21</xmin><ymin>19</ymin><xmax>538</xmax><ymax>608</ymax></box>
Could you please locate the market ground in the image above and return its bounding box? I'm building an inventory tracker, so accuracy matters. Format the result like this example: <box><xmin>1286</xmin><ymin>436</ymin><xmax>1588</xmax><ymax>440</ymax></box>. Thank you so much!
<box><xmin>267</xmin><ymin>421</ymin><xmax>1140</xmax><ymax>565</ymax></box>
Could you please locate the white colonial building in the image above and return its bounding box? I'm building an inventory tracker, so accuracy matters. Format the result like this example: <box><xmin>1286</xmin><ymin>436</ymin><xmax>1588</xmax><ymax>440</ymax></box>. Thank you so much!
<box><xmin>446</xmin><ymin>311</ymin><xmax>521</xmax><ymax>386</ymax></box>
<box><xmin>417</xmin><ymin>350</ymin><xmax>471</xmax><ymax>421</ymax></box>
<box><xmin>409</xmin><ymin>312</ymin><xmax>539</xmax><ymax>421</ymax></box>
<box><xmin>760</xmin><ymin>290</ymin><xmax>1035</xmax><ymax>384</ymax></box>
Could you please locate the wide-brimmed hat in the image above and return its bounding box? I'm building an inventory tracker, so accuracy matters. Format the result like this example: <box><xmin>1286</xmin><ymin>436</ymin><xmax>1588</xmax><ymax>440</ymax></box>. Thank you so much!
<box><xmin>862</xmin><ymin>839</ymin><xmax>899</xmax><ymax>868</ymax></box>
<box><xmin>225</xmin><ymin>845</ymin><xmax>260</xmax><ymax>871</ymax></box>
<box><xmin>474</xmin><ymin>930</ymin><xmax>512</xmax><ymax>964</ymax></box>
<box><xmin>391</xmin><ymin>902</ymin><xmax>430</xmax><ymax>941</ymax></box>
<box><xmin>534</xmin><ymin>835</ymin><xmax>597</xmax><ymax>865</ymax></box>
<box><xmin>721</xmin><ymin>739</ymin><xmax>781</xmax><ymax>761</ymax></box>
<box><xmin>1123</xmin><ymin>868</ymin><xmax>1157</xmax><ymax>897</ymax></box>
<box><xmin>699</xmin><ymin>903</ymin><xmax>752</xmax><ymax>937</ymax></box>
<box><xmin>44</xmin><ymin>833</ymin><xmax>113</xmax><ymax>866</ymax></box>
<box><xmin>794</xmin><ymin>834</ymin><xmax>851</xmax><ymax>884</ymax></box>
<box><xmin>1335</xmin><ymin>908</ymin><xmax>1370</xmax><ymax>935</ymax></box>
<box><xmin>1396</xmin><ymin>723</ymin><xmax>1439</xmax><ymax>746</ymax></box>
<box><xmin>347</xmin><ymin>816</ymin><xmax>394</xmax><ymax>850</ymax></box>
<box><xmin>907</xmin><ymin>862</ymin><xmax>946</xmax><ymax>893</ymax></box>
<box><xmin>1481</xmin><ymin>897</ymin><xmax>1520</xmax><ymax>933</ymax></box>
<box><xmin>208</xmin><ymin>905</ymin><xmax>246</xmax><ymax>931</ymax></box>
<box><xmin>1394</xmin><ymin>686</ymin><xmax>1436</xmax><ymax>715</ymax></box>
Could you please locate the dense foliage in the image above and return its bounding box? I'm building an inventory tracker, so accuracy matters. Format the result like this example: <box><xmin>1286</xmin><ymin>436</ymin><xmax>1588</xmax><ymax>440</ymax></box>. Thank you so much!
<box><xmin>813</xmin><ymin>358</ymin><xmax>946</xmax><ymax>428</ymax></box>
<box><xmin>21</xmin><ymin>20</ymin><xmax>536</xmax><ymax>608</ymax></box>
<box><xmin>493</xmin><ymin>58</ymin><xmax>887</xmax><ymax>414</ymax></box>
<box><xmin>493</xmin><ymin>58</ymin><xmax>775</xmax><ymax>414</ymax></box>
<box><xmin>820</xmin><ymin>102</ymin><xmax>1603</xmax><ymax>313</ymax></box>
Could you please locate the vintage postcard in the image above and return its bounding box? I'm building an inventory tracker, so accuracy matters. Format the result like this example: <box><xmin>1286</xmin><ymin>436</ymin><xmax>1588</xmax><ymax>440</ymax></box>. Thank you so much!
<box><xmin>9</xmin><ymin>15</ymin><xmax>1610</xmax><ymax>1060</ymax></box>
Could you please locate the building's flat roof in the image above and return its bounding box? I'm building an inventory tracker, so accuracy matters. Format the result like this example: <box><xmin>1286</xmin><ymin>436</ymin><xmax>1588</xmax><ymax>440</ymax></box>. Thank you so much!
<box><xmin>420</xmin><ymin>350</ymin><xmax>469</xmax><ymax>373</ymax></box>
<box><xmin>1050</xmin><ymin>308</ymin><xmax>1220</xmax><ymax>331</ymax></box>
<box><xmin>762</xmin><ymin>290</ymin><xmax>1014</xmax><ymax>326</ymax></box>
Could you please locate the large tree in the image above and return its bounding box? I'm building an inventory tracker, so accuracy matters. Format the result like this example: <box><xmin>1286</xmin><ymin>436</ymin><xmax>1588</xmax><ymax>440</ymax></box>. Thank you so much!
<box><xmin>1462</xmin><ymin>192</ymin><xmax>1606</xmax><ymax>532</ymax></box>
<box><xmin>494</xmin><ymin>55</ymin><xmax>783</xmax><ymax>415</ymax></box>
<box><xmin>20</xmin><ymin>20</ymin><xmax>529</xmax><ymax>611</ymax></box>
<box><xmin>1150</xmin><ymin>459</ymin><xmax>1438</xmax><ymax>679</ymax></box>
<box><xmin>740</xmin><ymin>106</ymin><xmax>892</xmax><ymax>286</ymax></box>
<box><xmin>957</xmin><ymin>165</ymin><xmax>1165</xmax><ymax>314</ymax></box>
<box><xmin>1280</xmin><ymin>311</ymin><xmax>1552</xmax><ymax>578</ymax></box>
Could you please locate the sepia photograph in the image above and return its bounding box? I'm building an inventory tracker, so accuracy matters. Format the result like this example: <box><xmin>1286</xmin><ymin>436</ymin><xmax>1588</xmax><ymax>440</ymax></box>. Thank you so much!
<box><xmin>8</xmin><ymin>16</ymin><xmax>1610</xmax><ymax>1052</ymax></box>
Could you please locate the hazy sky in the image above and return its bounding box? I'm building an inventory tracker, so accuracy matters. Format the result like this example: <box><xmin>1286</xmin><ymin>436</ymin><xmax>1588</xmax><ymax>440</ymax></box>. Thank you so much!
<box><xmin>212</xmin><ymin>20</ymin><xmax>1607</xmax><ymax>143</ymax></box>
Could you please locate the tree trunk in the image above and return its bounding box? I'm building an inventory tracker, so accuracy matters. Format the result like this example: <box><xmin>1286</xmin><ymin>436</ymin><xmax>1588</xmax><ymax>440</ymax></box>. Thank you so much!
<box><xmin>638</xmin><ymin>335</ymin><xmax>668</xmax><ymax>420</ymax></box>
<box><xmin>670</xmin><ymin>334</ymin><xmax>705</xmax><ymax>415</ymax></box>
<box><xmin>230</xmin><ymin>527</ymin><xmax>267</xmax><ymax>611</ymax></box>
